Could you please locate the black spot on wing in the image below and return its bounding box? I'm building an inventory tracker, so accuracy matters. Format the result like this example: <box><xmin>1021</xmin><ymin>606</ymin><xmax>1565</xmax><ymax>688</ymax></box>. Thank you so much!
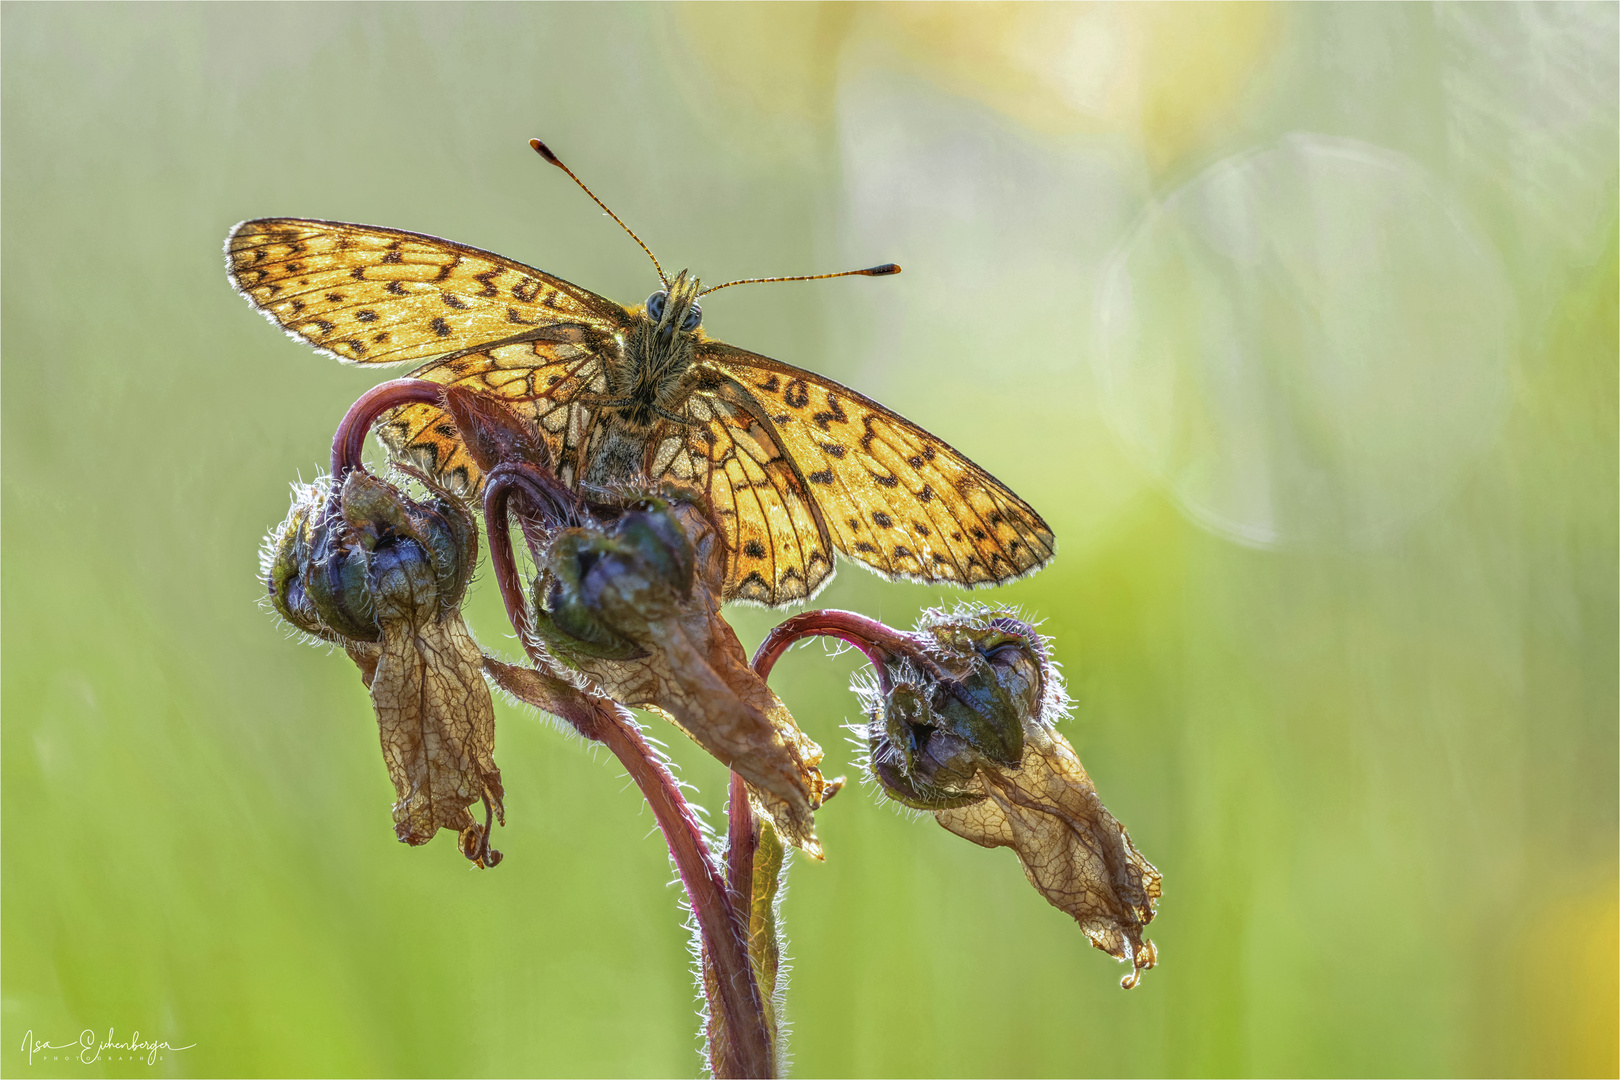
<box><xmin>811</xmin><ymin>394</ymin><xmax>848</xmax><ymax>431</ymax></box>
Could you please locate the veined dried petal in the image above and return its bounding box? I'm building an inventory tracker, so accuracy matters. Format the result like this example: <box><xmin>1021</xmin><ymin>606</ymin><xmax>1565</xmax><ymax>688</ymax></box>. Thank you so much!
<box><xmin>935</xmin><ymin>725</ymin><xmax>1161</xmax><ymax>987</ymax></box>
<box><xmin>369</xmin><ymin>555</ymin><xmax>504</xmax><ymax>856</ymax></box>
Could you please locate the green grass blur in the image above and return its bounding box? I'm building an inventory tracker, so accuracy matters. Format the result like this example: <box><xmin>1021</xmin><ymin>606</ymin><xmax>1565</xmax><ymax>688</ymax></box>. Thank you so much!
<box><xmin>3</xmin><ymin>4</ymin><xmax>1614</xmax><ymax>1077</ymax></box>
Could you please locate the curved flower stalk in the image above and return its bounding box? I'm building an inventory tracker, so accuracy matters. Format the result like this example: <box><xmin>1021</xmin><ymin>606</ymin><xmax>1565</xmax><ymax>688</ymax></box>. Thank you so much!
<box><xmin>753</xmin><ymin>607</ymin><xmax>1162</xmax><ymax>988</ymax></box>
<box><xmin>478</xmin><ymin>656</ymin><xmax>775</xmax><ymax>1080</ymax></box>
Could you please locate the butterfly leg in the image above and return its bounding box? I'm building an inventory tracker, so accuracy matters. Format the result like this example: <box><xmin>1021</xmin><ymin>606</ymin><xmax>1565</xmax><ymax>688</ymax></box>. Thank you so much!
<box><xmin>652</xmin><ymin>405</ymin><xmax>697</xmax><ymax>428</ymax></box>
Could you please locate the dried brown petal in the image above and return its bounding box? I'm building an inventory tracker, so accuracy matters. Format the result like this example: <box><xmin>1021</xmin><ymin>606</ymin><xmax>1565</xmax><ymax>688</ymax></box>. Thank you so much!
<box><xmin>371</xmin><ymin>608</ymin><xmax>504</xmax><ymax>854</ymax></box>
<box><xmin>935</xmin><ymin>725</ymin><xmax>1161</xmax><ymax>987</ymax></box>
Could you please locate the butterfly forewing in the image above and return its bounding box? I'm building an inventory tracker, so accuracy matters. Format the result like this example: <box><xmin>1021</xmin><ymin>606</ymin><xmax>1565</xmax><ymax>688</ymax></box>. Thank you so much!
<box><xmin>696</xmin><ymin>344</ymin><xmax>1055</xmax><ymax>589</ymax></box>
<box><xmin>225</xmin><ymin>219</ymin><xmax>629</xmax><ymax>366</ymax></box>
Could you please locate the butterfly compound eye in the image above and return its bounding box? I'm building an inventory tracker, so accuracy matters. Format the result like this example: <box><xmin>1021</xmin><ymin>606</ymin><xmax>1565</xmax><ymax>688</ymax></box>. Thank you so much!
<box><xmin>646</xmin><ymin>292</ymin><xmax>667</xmax><ymax>321</ymax></box>
<box><xmin>682</xmin><ymin>303</ymin><xmax>702</xmax><ymax>331</ymax></box>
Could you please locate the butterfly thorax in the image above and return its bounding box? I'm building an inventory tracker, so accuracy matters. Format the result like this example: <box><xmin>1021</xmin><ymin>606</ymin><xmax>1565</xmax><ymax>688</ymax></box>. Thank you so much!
<box><xmin>599</xmin><ymin>269</ymin><xmax>703</xmax><ymax>431</ymax></box>
<box><xmin>581</xmin><ymin>270</ymin><xmax>705</xmax><ymax>487</ymax></box>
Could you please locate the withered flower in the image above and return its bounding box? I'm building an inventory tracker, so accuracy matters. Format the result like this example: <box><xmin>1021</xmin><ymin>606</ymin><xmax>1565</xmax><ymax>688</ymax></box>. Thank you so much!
<box><xmin>263</xmin><ymin>468</ymin><xmax>505</xmax><ymax>867</ymax></box>
<box><xmin>875</xmin><ymin>610</ymin><xmax>1160</xmax><ymax>986</ymax></box>
<box><xmin>758</xmin><ymin>607</ymin><xmax>1161</xmax><ymax>987</ymax></box>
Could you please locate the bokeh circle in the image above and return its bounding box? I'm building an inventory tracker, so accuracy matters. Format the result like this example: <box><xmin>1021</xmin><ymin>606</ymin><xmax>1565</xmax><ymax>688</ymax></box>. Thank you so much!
<box><xmin>1094</xmin><ymin>134</ymin><xmax>1514</xmax><ymax>548</ymax></box>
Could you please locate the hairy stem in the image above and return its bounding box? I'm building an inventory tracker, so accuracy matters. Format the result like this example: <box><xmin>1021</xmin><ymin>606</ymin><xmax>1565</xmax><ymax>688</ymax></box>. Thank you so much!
<box><xmin>482</xmin><ymin>481</ymin><xmax>773</xmax><ymax>1078</ymax></box>
<box><xmin>725</xmin><ymin>771</ymin><xmax>757</xmax><ymax>933</ymax></box>
<box><xmin>752</xmin><ymin>609</ymin><xmax>942</xmax><ymax>696</ymax></box>
<box><xmin>594</xmin><ymin>710</ymin><xmax>771</xmax><ymax>1078</ymax></box>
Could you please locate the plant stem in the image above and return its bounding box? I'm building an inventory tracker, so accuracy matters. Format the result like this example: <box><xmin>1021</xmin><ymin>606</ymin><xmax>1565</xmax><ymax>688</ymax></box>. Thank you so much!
<box><xmin>329</xmin><ymin>378</ymin><xmax>446</xmax><ymax>476</ymax></box>
<box><xmin>480</xmin><ymin>475</ymin><xmax>773</xmax><ymax>1078</ymax></box>
<box><xmin>724</xmin><ymin>771</ymin><xmax>757</xmax><ymax>934</ymax></box>
<box><xmin>593</xmin><ymin>709</ymin><xmax>771</xmax><ymax>1079</ymax></box>
<box><xmin>752</xmin><ymin>609</ymin><xmax>942</xmax><ymax>696</ymax></box>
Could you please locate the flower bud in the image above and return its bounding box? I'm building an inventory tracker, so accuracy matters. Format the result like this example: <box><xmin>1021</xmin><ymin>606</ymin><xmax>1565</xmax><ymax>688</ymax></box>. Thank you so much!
<box><xmin>866</xmin><ymin>619</ymin><xmax>1037</xmax><ymax>810</ymax></box>
<box><xmin>858</xmin><ymin>607</ymin><xmax>1161</xmax><ymax>987</ymax></box>
<box><xmin>531</xmin><ymin>495</ymin><xmax>696</xmax><ymax>660</ymax></box>
<box><xmin>261</xmin><ymin>470</ymin><xmax>504</xmax><ymax>866</ymax></box>
<box><xmin>530</xmin><ymin>485</ymin><xmax>832</xmax><ymax>857</ymax></box>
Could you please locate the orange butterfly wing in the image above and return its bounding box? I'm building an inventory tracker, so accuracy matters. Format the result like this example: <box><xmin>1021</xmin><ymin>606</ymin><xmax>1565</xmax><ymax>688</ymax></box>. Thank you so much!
<box><xmin>373</xmin><ymin>326</ymin><xmax>619</xmax><ymax>496</ymax></box>
<box><xmin>225</xmin><ymin>218</ymin><xmax>628</xmax><ymax>366</ymax></box>
<box><xmin>653</xmin><ymin>372</ymin><xmax>836</xmax><ymax>605</ymax></box>
<box><xmin>694</xmin><ymin>343</ymin><xmax>1056</xmax><ymax>589</ymax></box>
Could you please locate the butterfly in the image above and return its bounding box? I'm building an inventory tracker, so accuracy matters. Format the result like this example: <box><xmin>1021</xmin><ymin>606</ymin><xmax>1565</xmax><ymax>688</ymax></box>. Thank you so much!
<box><xmin>226</xmin><ymin>140</ymin><xmax>1055</xmax><ymax>607</ymax></box>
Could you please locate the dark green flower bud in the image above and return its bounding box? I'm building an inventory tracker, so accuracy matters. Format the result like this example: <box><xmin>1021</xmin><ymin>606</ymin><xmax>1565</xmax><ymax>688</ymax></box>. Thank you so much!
<box><xmin>262</xmin><ymin>471</ymin><xmax>478</xmax><ymax>644</ymax></box>
<box><xmin>517</xmin><ymin>484</ymin><xmax>831</xmax><ymax>857</ymax></box>
<box><xmin>532</xmin><ymin>495</ymin><xmax>696</xmax><ymax>661</ymax></box>
<box><xmin>864</xmin><ymin>612</ymin><xmax>1049</xmax><ymax>810</ymax></box>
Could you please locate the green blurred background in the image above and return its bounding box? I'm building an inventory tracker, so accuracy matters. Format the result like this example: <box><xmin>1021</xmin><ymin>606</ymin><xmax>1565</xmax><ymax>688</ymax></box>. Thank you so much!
<box><xmin>4</xmin><ymin>3</ymin><xmax>1615</xmax><ymax>1076</ymax></box>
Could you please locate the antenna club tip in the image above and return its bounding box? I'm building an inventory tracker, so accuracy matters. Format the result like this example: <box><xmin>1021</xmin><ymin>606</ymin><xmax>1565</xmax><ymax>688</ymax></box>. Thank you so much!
<box><xmin>529</xmin><ymin>138</ymin><xmax>562</xmax><ymax>166</ymax></box>
<box><xmin>867</xmin><ymin>263</ymin><xmax>902</xmax><ymax>276</ymax></box>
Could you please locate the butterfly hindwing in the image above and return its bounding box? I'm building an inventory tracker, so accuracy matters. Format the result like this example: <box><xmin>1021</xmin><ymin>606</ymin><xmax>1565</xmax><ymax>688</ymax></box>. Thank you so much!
<box><xmin>226</xmin><ymin>219</ymin><xmax>629</xmax><ymax>366</ymax></box>
<box><xmin>696</xmin><ymin>343</ymin><xmax>1055</xmax><ymax>589</ymax></box>
<box><xmin>662</xmin><ymin>378</ymin><xmax>835</xmax><ymax>605</ymax></box>
<box><xmin>375</xmin><ymin>330</ymin><xmax>615</xmax><ymax>494</ymax></box>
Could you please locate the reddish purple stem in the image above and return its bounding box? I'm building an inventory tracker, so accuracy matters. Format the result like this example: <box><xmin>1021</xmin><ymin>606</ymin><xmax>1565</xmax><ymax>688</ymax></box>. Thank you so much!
<box><xmin>593</xmin><ymin>710</ymin><xmax>770</xmax><ymax>1079</ymax></box>
<box><xmin>721</xmin><ymin>608</ymin><xmax>929</xmax><ymax>1016</ymax></box>
<box><xmin>480</xmin><ymin>462</ymin><xmax>580</xmax><ymax>646</ymax></box>
<box><xmin>330</xmin><ymin>378</ymin><xmax>447</xmax><ymax>477</ymax></box>
<box><xmin>752</xmin><ymin>609</ymin><xmax>937</xmax><ymax>696</ymax></box>
<box><xmin>479</xmin><ymin>466</ymin><xmax>770</xmax><ymax>1078</ymax></box>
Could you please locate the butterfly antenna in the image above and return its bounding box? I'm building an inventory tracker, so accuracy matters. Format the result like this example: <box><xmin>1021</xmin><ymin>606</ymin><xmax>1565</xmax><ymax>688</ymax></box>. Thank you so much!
<box><xmin>530</xmin><ymin>138</ymin><xmax>668</xmax><ymax>287</ymax></box>
<box><xmin>699</xmin><ymin>263</ymin><xmax>902</xmax><ymax>297</ymax></box>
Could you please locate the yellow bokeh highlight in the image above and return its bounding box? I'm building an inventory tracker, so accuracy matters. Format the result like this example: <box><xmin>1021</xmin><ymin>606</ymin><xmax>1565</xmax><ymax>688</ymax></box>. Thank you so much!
<box><xmin>674</xmin><ymin>2</ymin><xmax>1280</xmax><ymax>169</ymax></box>
<box><xmin>1516</xmin><ymin>869</ymin><xmax>1620</xmax><ymax>1077</ymax></box>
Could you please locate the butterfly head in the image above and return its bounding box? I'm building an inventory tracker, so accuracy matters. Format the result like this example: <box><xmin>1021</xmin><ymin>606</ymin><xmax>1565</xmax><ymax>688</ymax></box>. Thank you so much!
<box><xmin>644</xmin><ymin>269</ymin><xmax>703</xmax><ymax>345</ymax></box>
